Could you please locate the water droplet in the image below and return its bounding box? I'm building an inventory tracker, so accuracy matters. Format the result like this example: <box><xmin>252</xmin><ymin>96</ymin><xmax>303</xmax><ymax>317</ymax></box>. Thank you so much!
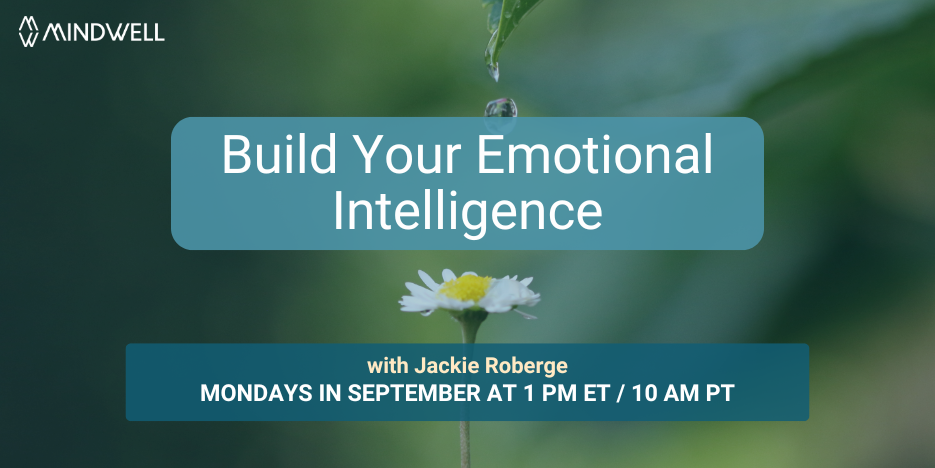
<box><xmin>484</xmin><ymin>98</ymin><xmax>518</xmax><ymax>134</ymax></box>
<box><xmin>487</xmin><ymin>62</ymin><xmax>500</xmax><ymax>82</ymax></box>
<box><xmin>485</xmin><ymin>30</ymin><xmax>500</xmax><ymax>82</ymax></box>
<box><xmin>485</xmin><ymin>98</ymin><xmax>518</xmax><ymax>117</ymax></box>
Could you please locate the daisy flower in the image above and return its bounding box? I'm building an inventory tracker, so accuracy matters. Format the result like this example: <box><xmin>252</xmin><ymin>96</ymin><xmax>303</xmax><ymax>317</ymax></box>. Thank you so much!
<box><xmin>399</xmin><ymin>269</ymin><xmax>540</xmax><ymax>468</ymax></box>
<box><xmin>400</xmin><ymin>269</ymin><xmax>539</xmax><ymax>319</ymax></box>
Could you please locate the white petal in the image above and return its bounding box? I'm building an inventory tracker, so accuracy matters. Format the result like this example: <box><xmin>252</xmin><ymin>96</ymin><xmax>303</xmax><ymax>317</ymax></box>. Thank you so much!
<box><xmin>420</xmin><ymin>310</ymin><xmax>434</xmax><ymax>316</ymax></box>
<box><xmin>478</xmin><ymin>277</ymin><xmax>540</xmax><ymax>313</ymax></box>
<box><xmin>461</xmin><ymin>271</ymin><xmax>477</xmax><ymax>277</ymax></box>
<box><xmin>400</xmin><ymin>303</ymin><xmax>427</xmax><ymax>312</ymax></box>
<box><xmin>405</xmin><ymin>282</ymin><xmax>432</xmax><ymax>295</ymax></box>
<box><xmin>514</xmin><ymin>310</ymin><xmax>538</xmax><ymax>320</ymax></box>
<box><xmin>410</xmin><ymin>287</ymin><xmax>437</xmax><ymax>301</ymax></box>
<box><xmin>521</xmin><ymin>277</ymin><xmax>533</xmax><ymax>286</ymax></box>
<box><xmin>442</xmin><ymin>269</ymin><xmax>457</xmax><ymax>282</ymax></box>
<box><xmin>401</xmin><ymin>295</ymin><xmax>433</xmax><ymax>307</ymax></box>
<box><xmin>399</xmin><ymin>292</ymin><xmax>439</xmax><ymax>312</ymax></box>
<box><xmin>437</xmin><ymin>295</ymin><xmax>473</xmax><ymax>310</ymax></box>
<box><xmin>400</xmin><ymin>300</ymin><xmax>432</xmax><ymax>312</ymax></box>
<box><xmin>418</xmin><ymin>270</ymin><xmax>440</xmax><ymax>291</ymax></box>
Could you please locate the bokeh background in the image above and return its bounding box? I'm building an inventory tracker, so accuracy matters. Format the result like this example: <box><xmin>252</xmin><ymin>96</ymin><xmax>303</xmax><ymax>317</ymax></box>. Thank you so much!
<box><xmin>3</xmin><ymin>0</ymin><xmax>935</xmax><ymax>466</ymax></box>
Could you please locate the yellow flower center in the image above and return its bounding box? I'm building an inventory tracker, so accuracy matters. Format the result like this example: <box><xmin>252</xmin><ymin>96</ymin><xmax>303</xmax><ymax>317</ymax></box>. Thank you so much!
<box><xmin>439</xmin><ymin>275</ymin><xmax>493</xmax><ymax>302</ymax></box>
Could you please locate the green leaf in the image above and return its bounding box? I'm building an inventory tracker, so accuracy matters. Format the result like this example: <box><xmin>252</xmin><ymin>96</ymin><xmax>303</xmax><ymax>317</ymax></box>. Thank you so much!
<box><xmin>486</xmin><ymin>0</ymin><xmax>502</xmax><ymax>34</ymax></box>
<box><xmin>484</xmin><ymin>0</ymin><xmax>543</xmax><ymax>81</ymax></box>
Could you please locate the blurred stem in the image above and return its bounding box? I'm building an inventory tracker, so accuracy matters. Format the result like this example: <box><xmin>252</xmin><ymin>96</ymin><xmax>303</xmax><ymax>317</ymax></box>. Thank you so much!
<box><xmin>459</xmin><ymin>312</ymin><xmax>485</xmax><ymax>344</ymax></box>
<box><xmin>453</xmin><ymin>309</ymin><xmax>487</xmax><ymax>468</ymax></box>
<box><xmin>460</xmin><ymin>420</ymin><xmax>471</xmax><ymax>468</ymax></box>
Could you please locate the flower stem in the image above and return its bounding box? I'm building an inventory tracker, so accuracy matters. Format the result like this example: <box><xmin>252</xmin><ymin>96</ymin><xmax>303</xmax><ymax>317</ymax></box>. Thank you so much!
<box><xmin>459</xmin><ymin>315</ymin><xmax>483</xmax><ymax>344</ymax></box>
<box><xmin>460</xmin><ymin>420</ymin><xmax>471</xmax><ymax>468</ymax></box>
<box><xmin>453</xmin><ymin>309</ymin><xmax>487</xmax><ymax>468</ymax></box>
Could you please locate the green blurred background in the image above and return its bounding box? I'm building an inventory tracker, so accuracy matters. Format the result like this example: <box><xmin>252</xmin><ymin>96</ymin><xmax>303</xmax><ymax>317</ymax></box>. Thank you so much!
<box><xmin>3</xmin><ymin>0</ymin><xmax>934</xmax><ymax>466</ymax></box>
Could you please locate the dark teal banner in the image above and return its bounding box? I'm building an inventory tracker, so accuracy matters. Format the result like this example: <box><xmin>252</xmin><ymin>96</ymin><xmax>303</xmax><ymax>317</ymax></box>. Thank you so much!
<box><xmin>126</xmin><ymin>344</ymin><xmax>807</xmax><ymax>421</ymax></box>
<box><xmin>171</xmin><ymin>117</ymin><xmax>763</xmax><ymax>250</ymax></box>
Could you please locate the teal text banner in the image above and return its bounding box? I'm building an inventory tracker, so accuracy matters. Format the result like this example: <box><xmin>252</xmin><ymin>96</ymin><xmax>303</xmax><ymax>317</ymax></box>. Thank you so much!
<box><xmin>171</xmin><ymin>117</ymin><xmax>763</xmax><ymax>250</ymax></box>
<box><xmin>126</xmin><ymin>344</ymin><xmax>807</xmax><ymax>421</ymax></box>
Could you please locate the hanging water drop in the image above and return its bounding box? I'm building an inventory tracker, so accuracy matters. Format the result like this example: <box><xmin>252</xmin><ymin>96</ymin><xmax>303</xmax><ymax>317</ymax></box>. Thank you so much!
<box><xmin>485</xmin><ymin>36</ymin><xmax>500</xmax><ymax>82</ymax></box>
<box><xmin>484</xmin><ymin>98</ymin><xmax>518</xmax><ymax>134</ymax></box>
<box><xmin>487</xmin><ymin>62</ymin><xmax>500</xmax><ymax>82</ymax></box>
<box><xmin>485</xmin><ymin>98</ymin><xmax>518</xmax><ymax>117</ymax></box>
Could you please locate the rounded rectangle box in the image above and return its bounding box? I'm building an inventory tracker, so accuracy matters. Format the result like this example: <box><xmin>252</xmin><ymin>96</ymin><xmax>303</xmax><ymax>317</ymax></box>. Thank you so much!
<box><xmin>171</xmin><ymin>117</ymin><xmax>764</xmax><ymax>250</ymax></box>
<box><xmin>126</xmin><ymin>343</ymin><xmax>807</xmax><ymax>421</ymax></box>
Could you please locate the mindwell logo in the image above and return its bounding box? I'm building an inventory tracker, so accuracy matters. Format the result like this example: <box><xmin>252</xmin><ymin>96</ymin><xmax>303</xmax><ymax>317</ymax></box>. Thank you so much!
<box><xmin>18</xmin><ymin>16</ymin><xmax>165</xmax><ymax>47</ymax></box>
<box><xmin>19</xmin><ymin>16</ymin><xmax>38</xmax><ymax>47</ymax></box>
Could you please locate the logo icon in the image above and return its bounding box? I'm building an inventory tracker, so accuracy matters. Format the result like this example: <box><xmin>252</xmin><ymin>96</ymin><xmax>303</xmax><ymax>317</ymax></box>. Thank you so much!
<box><xmin>19</xmin><ymin>16</ymin><xmax>38</xmax><ymax>47</ymax></box>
